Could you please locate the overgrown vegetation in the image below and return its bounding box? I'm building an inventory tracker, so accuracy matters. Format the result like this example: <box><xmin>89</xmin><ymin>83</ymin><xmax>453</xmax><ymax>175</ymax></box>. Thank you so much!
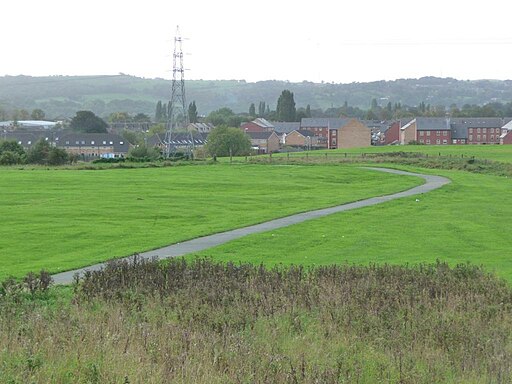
<box><xmin>1</xmin><ymin>257</ymin><xmax>511</xmax><ymax>382</ymax></box>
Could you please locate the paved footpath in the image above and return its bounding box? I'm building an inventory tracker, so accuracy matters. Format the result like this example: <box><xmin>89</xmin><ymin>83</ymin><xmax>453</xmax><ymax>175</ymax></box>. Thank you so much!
<box><xmin>52</xmin><ymin>167</ymin><xmax>451</xmax><ymax>284</ymax></box>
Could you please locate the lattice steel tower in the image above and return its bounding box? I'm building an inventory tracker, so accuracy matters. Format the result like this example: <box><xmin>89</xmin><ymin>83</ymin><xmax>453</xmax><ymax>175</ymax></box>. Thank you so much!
<box><xmin>164</xmin><ymin>25</ymin><xmax>191</xmax><ymax>158</ymax></box>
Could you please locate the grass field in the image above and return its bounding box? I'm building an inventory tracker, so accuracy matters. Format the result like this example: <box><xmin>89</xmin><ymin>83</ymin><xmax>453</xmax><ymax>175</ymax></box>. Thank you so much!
<box><xmin>269</xmin><ymin>144</ymin><xmax>512</xmax><ymax>163</ymax></box>
<box><xmin>0</xmin><ymin>164</ymin><xmax>421</xmax><ymax>279</ymax></box>
<box><xmin>189</xmin><ymin>165</ymin><xmax>512</xmax><ymax>282</ymax></box>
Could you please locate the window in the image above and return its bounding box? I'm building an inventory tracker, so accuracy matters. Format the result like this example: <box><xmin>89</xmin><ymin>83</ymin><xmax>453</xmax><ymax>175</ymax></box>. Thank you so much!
<box><xmin>469</xmin><ymin>128</ymin><xmax>473</xmax><ymax>133</ymax></box>
<box><xmin>436</xmin><ymin>139</ymin><xmax>441</xmax><ymax>144</ymax></box>
<box><xmin>109</xmin><ymin>141</ymin><xmax>113</xmax><ymax>145</ymax></box>
<box><xmin>81</xmin><ymin>141</ymin><xmax>85</xmax><ymax>145</ymax></box>
<box><xmin>477</xmin><ymin>135</ymin><xmax>481</xmax><ymax>142</ymax></box>
<box><xmin>491</xmin><ymin>135</ymin><xmax>494</xmax><ymax>141</ymax></box>
<box><xmin>443</xmin><ymin>139</ymin><xmax>447</xmax><ymax>144</ymax></box>
<box><xmin>426</xmin><ymin>131</ymin><xmax>431</xmax><ymax>136</ymax></box>
<box><xmin>436</xmin><ymin>131</ymin><xmax>440</xmax><ymax>136</ymax></box>
<box><xmin>443</xmin><ymin>131</ymin><xmax>447</xmax><ymax>136</ymax></box>
<box><xmin>27</xmin><ymin>141</ymin><xmax>31</xmax><ymax>145</ymax></box>
<box><xmin>76</xmin><ymin>141</ymin><xmax>80</xmax><ymax>145</ymax></box>
<box><xmin>482</xmin><ymin>128</ymin><xmax>487</xmax><ymax>133</ymax></box>
<box><xmin>482</xmin><ymin>135</ymin><xmax>487</xmax><ymax>141</ymax></box>
<box><xmin>91</xmin><ymin>141</ymin><xmax>95</xmax><ymax>145</ymax></box>
<box><xmin>477</xmin><ymin>128</ymin><xmax>481</xmax><ymax>133</ymax></box>
<box><xmin>103</xmin><ymin>141</ymin><xmax>107</xmax><ymax>145</ymax></box>
<box><xmin>419</xmin><ymin>131</ymin><xmax>424</xmax><ymax>136</ymax></box>
<box><xmin>469</xmin><ymin>134</ymin><xmax>473</xmax><ymax>141</ymax></box>
<box><xmin>120</xmin><ymin>141</ymin><xmax>124</xmax><ymax>145</ymax></box>
<box><xmin>453</xmin><ymin>139</ymin><xmax>457</xmax><ymax>144</ymax></box>
<box><xmin>426</xmin><ymin>139</ymin><xmax>431</xmax><ymax>144</ymax></box>
<box><xmin>65</xmin><ymin>141</ymin><xmax>70</xmax><ymax>145</ymax></box>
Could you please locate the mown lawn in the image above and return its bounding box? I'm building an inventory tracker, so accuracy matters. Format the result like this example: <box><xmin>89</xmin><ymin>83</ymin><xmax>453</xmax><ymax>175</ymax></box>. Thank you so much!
<box><xmin>190</xmin><ymin>166</ymin><xmax>512</xmax><ymax>283</ymax></box>
<box><xmin>273</xmin><ymin>144</ymin><xmax>512</xmax><ymax>163</ymax></box>
<box><xmin>0</xmin><ymin>164</ymin><xmax>421</xmax><ymax>279</ymax></box>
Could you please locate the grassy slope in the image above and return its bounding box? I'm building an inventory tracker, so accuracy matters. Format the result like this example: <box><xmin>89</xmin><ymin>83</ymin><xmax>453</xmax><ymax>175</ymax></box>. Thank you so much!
<box><xmin>0</xmin><ymin>164</ymin><xmax>420</xmax><ymax>279</ymax></box>
<box><xmin>190</xmin><ymin>166</ymin><xmax>512</xmax><ymax>283</ymax></box>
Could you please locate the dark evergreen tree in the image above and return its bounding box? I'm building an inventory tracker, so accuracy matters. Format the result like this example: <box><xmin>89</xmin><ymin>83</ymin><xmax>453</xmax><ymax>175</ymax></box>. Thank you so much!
<box><xmin>276</xmin><ymin>90</ymin><xmax>296</xmax><ymax>122</ymax></box>
<box><xmin>249</xmin><ymin>103</ymin><xmax>256</xmax><ymax>116</ymax></box>
<box><xmin>306</xmin><ymin>104</ymin><xmax>311</xmax><ymax>118</ymax></box>
<box><xmin>258</xmin><ymin>102</ymin><xmax>266</xmax><ymax>117</ymax></box>
<box><xmin>70</xmin><ymin>111</ymin><xmax>108</xmax><ymax>133</ymax></box>
<box><xmin>188</xmin><ymin>101</ymin><xmax>198</xmax><ymax>123</ymax></box>
<box><xmin>155</xmin><ymin>101</ymin><xmax>163</xmax><ymax>122</ymax></box>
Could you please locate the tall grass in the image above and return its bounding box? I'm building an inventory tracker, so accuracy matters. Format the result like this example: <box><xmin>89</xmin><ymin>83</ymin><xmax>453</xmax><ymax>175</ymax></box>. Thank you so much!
<box><xmin>1</xmin><ymin>257</ymin><xmax>511</xmax><ymax>383</ymax></box>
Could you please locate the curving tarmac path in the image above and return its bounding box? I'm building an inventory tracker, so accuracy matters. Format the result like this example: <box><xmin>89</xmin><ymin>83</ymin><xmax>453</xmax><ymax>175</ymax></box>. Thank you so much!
<box><xmin>51</xmin><ymin>167</ymin><xmax>450</xmax><ymax>284</ymax></box>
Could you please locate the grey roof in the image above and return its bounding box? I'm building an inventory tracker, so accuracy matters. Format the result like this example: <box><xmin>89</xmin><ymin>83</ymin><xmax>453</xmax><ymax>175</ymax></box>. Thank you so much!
<box><xmin>246</xmin><ymin>131</ymin><xmax>276</xmax><ymax>140</ymax></box>
<box><xmin>147</xmin><ymin>133</ymin><xmax>207</xmax><ymax>147</ymax></box>
<box><xmin>253</xmin><ymin>118</ymin><xmax>274</xmax><ymax>129</ymax></box>
<box><xmin>415</xmin><ymin>117</ymin><xmax>451</xmax><ymax>131</ymax></box>
<box><xmin>271</xmin><ymin>122</ymin><xmax>301</xmax><ymax>133</ymax></box>
<box><xmin>450</xmin><ymin>117</ymin><xmax>504</xmax><ymax>129</ymax></box>
<box><xmin>58</xmin><ymin>133</ymin><xmax>130</xmax><ymax>153</ymax></box>
<box><xmin>1</xmin><ymin>132</ymin><xmax>41</xmax><ymax>147</ymax></box>
<box><xmin>300</xmin><ymin>118</ymin><xmax>350</xmax><ymax>129</ymax></box>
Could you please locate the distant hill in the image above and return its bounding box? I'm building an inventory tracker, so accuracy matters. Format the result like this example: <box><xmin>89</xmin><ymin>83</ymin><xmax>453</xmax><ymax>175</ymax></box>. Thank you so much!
<box><xmin>1</xmin><ymin>75</ymin><xmax>512</xmax><ymax>119</ymax></box>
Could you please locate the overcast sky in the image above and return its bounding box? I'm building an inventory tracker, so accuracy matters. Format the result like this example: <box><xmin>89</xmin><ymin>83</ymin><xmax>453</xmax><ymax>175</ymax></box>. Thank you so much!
<box><xmin>2</xmin><ymin>0</ymin><xmax>511</xmax><ymax>83</ymax></box>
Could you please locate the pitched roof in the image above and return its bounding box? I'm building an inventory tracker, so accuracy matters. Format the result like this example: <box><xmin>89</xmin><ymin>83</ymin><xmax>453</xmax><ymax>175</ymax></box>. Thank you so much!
<box><xmin>416</xmin><ymin>117</ymin><xmax>451</xmax><ymax>130</ymax></box>
<box><xmin>246</xmin><ymin>131</ymin><xmax>276</xmax><ymax>140</ymax></box>
<box><xmin>451</xmin><ymin>117</ymin><xmax>504</xmax><ymax>128</ymax></box>
<box><xmin>58</xmin><ymin>133</ymin><xmax>130</xmax><ymax>153</ymax></box>
<box><xmin>300</xmin><ymin>118</ymin><xmax>350</xmax><ymax>129</ymax></box>
<box><xmin>253</xmin><ymin>118</ymin><xmax>274</xmax><ymax>129</ymax></box>
<box><xmin>271</xmin><ymin>122</ymin><xmax>301</xmax><ymax>133</ymax></box>
<box><xmin>147</xmin><ymin>132</ymin><xmax>207</xmax><ymax>147</ymax></box>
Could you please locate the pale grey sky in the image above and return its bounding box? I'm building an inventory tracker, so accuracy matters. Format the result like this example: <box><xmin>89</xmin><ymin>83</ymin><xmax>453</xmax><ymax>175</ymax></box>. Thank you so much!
<box><xmin>2</xmin><ymin>0</ymin><xmax>511</xmax><ymax>83</ymax></box>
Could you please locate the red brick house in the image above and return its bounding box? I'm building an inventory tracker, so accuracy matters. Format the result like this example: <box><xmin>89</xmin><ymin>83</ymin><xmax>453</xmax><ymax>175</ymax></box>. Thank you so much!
<box><xmin>460</xmin><ymin>118</ymin><xmax>503</xmax><ymax>145</ymax></box>
<box><xmin>401</xmin><ymin>117</ymin><xmax>451</xmax><ymax>145</ymax></box>
<box><xmin>241</xmin><ymin>118</ymin><xmax>274</xmax><ymax>133</ymax></box>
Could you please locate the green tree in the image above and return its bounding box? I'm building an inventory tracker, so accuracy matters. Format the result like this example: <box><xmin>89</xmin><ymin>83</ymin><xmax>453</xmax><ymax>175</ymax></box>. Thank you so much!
<box><xmin>128</xmin><ymin>145</ymin><xmax>161</xmax><ymax>161</ymax></box>
<box><xmin>0</xmin><ymin>151</ymin><xmax>23</xmax><ymax>165</ymax></box>
<box><xmin>0</xmin><ymin>141</ymin><xmax>25</xmax><ymax>165</ymax></box>
<box><xmin>188</xmin><ymin>101</ymin><xmax>198</xmax><ymax>123</ymax></box>
<box><xmin>108</xmin><ymin>112</ymin><xmax>131</xmax><ymax>122</ymax></box>
<box><xmin>30</xmin><ymin>109</ymin><xmax>45</xmax><ymax>120</ymax></box>
<box><xmin>70</xmin><ymin>111</ymin><xmax>108</xmax><ymax>133</ymax></box>
<box><xmin>205</xmin><ymin>108</ymin><xmax>239</xmax><ymax>126</ymax></box>
<box><xmin>276</xmin><ymin>90</ymin><xmax>296</xmax><ymax>122</ymax></box>
<box><xmin>258</xmin><ymin>101</ymin><xmax>266</xmax><ymax>117</ymax></box>
<box><xmin>26</xmin><ymin>139</ymin><xmax>68</xmax><ymax>165</ymax></box>
<box><xmin>0</xmin><ymin>140</ymin><xmax>25</xmax><ymax>157</ymax></box>
<box><xmin>122</xmin><ymin>129</ymin><xmax>143</xmax><ymax>146</ymax></box>
<box><xmin>155</xmin><ymin>101</ymin><xmax>163</xmax><ymax>122</ymax></box>
<box><xmin>47</xmin><ymin>147</ymin><xmax>69</xmax><ymax>165</ymax></box>
<box><xmin>249</xmin><ymin>103</ymin><xmax>256</xmax><ymax>117</ymax></box>
<box><xmin>205</xmin><ymin>125</ymin><xmax>251</xmax><ymax>157</ymax></box>
<box><xmin>133</xmin><ymin>113</ymin><xmax>151</xmax><ymax>122</ymax></box>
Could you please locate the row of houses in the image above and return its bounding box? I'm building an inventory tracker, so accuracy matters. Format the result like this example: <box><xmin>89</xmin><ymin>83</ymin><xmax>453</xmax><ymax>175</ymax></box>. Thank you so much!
<box><xmin>2</xmin><ymin>131</ymin><xmax>130</xmax><ymax>158</ymax></box>
<box><xmin>241</xmin><ymin>118</ymin><xmax>372</xmax><ymax>153</ymax></box>
<box><xmin>388</xmin><ymin>117</ymin><xmax>512</xmax><ymax>145</ymax></box>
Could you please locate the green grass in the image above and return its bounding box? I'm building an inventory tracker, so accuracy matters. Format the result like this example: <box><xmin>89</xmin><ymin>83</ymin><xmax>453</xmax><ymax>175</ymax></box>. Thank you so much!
<box><xmin>275</xmin><ymin>144</ymin><xmax>512</xmax><ymax>163</ymax></box>
<box><xmin>0</xmin><ymin>164</ymin><xmax>421</xmax><ymax>279</ymax></box>
<box><xmin>190</xmin><ymin>166</ymin><xmax>512</xmax><ymax>283</ymax></box>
